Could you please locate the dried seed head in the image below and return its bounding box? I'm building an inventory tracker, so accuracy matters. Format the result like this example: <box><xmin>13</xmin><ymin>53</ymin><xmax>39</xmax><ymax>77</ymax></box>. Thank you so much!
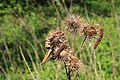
<box><xmin>94</xmin><ymin>28</ymin><xmax>104</xmax><ymax>49</ymax></box>
<box><xmin>63</xmin><ymin>15</ymin><xmax>88</xmax><ymax>34</ymax></box>
<box><xmin>45</xmin><ymin>30</ymin><xmax>68</xmax><ymax>59</ymax></box>
<box><xmin>45</xmin><ymin>30</ymin><xmax>67</xmax><ymax>49</ymax></box>
<box><xmin>60</xmin><ymin>48</ymin><xmax>84</xmax><ymax>73</ymax></box>
<box><xmin>83</xmin><ymin>24</ymin><xmax>99</xmax><ymax>39</ymax></box>
<box><xmin>82</xmin><ymin>23</ymin><xmax>104</xmax><ymax>49</ymax></box>
<box><xmin>42</xmin><ymin>30</ymin><xmax>67</xmax><ymax>64</ymax></box>
<box><xmin>43</xmin><ymin>30</ymin><xmax>84</xmax><ymax>74</ymax></box>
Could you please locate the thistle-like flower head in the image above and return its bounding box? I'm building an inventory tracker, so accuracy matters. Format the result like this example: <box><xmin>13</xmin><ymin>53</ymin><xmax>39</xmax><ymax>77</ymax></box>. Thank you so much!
<box><xmin>63</xmin><ymin>15</ymin><xmax>88</xmax><ymax>34</ymax></box>
<box><xmin>45</xmin><ymin>30</ymin><xmax>67</xmax><ymax>50</ymax></box>
<box><xmin>83</xmin><ymin>23</ymin><xmax>99</xmax><ymax>39</ymax></box>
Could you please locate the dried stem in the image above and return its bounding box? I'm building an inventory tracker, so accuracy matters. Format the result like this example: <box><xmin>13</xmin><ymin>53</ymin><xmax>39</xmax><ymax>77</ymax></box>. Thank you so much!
<box><xmin>64</xmin><ymin>61</ymin><xmax>68</xmax><ymax>80</ymax></box>
<box><xmin>0</xmin><ymin>65</ymin><xmax>10</xmax><ymax>80</ymax></box>
<box><xmin>67</xmin><ymin>69</ymin><xmax>72</xmax><ymax>80</ymax></box>
<box><xmin>26</xmin><ymin>49</ymin><xmax>39</xmax><ymax>78</ymax></box>
<box><xmin>81</xmin><ymin>35</ymin><xmax>87</xmax><ymax>47</ymax></box>
<box><xmin>4</xmin><ymin>42</ymin><xmax>12</xmax><ymax>64</ymax></box>
<box><xmin>19</xmin><ymin>46</ymin><xmax>36</xmax><ymax>80</ymax></box>
<box><xmin>76</xmin><ymin>35</ymin><xmax>87</xmax><ymax>55</ymax></box>
<box><xmin>64</xmin><ymin>61</ymin><xmax>71</xmax><ymax>80</ymax></box>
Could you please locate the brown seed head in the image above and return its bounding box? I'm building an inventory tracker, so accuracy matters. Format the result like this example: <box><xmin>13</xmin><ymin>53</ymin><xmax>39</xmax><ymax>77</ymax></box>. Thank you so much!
<box><xmin>45</xmin><ymin>30</ymin><xmax>67</xmax><ymax>49</ymax></box>
<box><xmin>45</xmin><ymin>30</ymin><xmax>68</xmax><ymax>59</ymax></box>
<box><xmin>94</xmin><ymin>28</ymin><xmax>104</xmax><ymax>49</ymax></box>
<box><xmin>83</xmin><ymin>24</ymin><xmax>98</xmax><ymax>39</ymax></box>
<box><xmin>41</xmin><ymin>30</ymin><xmax>67</xmax><ymax>64</ymax></box>
<box><xmin>60</xmin><ymin>48</ymin><xmax>84</xmax><ymax>73</ymax></box>
<box><xmin>43</xmin><ymin>30</ymin><xmax>84</xmax><ymax>74</ymax></box>
<box><xmin>63</xmin><ymin>15</ymin><xmax>88</xmax><ymax>34</ymax></box>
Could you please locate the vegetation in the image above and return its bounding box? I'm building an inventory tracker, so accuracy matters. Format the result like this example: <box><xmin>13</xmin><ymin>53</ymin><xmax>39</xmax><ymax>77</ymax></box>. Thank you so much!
<box><xmin>0</xmin><ymin>0</ymin><xmax>120</xmax><ymax>80</ymax></box>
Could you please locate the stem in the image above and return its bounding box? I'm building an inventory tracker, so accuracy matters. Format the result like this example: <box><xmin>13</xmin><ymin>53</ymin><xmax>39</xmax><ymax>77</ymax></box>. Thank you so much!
<box><xmin>63</xmin><ymin>61</ymin><xmax>71</xmax><ymax>80</ymax></box>
<box><xmin>19</xmin><ymin>46</ymin><xmax>36</xmax><ymax>80</ymax></box>
<box><xmin>81</xmin><ymin>35</ymin><xmax>87</xmax><ymax>48</ymax></box>
<box><xmin>76</xmin><ymin>35</ymin><xmax>87</xmax><ymax>55</ymax></box>
<box><xmin>67</xmin><ymin>68</ymin><xmax>71</xmax><ymax>80</ymax></box>
<box><xmin>64</xmin><ymin>61</ymin><xmax>68</xmax><ymax>80</ymax></box>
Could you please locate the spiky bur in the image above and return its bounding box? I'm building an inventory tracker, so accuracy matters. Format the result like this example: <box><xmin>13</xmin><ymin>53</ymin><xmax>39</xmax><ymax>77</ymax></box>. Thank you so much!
<box><xmin>63</xmin><ymin>15</ymin><xmax>88</xmax><ymax>34</ymax></box>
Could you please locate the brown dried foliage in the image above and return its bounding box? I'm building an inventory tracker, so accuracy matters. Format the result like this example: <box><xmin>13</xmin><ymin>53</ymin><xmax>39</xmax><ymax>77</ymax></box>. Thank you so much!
<box><xmin>45</xmin><ymin>30</ymin><xmax>67</xmax><ymax>59</ymax></box>
<box><xmin>83</xmin><ymin>24</ymin><xmax>98</xmax><ymax>39</ymax></box>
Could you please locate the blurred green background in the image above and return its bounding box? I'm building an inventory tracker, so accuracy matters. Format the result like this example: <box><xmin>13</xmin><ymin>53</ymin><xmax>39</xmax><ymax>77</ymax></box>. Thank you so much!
<box><xmin>0</xmin><ymin>0</ymin><xmax>120</xmax><ymax>80</ymax></box>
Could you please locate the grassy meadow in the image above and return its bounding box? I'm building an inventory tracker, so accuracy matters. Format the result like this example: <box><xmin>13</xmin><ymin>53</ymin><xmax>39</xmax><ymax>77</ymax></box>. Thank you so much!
<box><xmin>0</xmin><ymin>0</ymin><xmax>120</xmax><ymax>80</ymax></box>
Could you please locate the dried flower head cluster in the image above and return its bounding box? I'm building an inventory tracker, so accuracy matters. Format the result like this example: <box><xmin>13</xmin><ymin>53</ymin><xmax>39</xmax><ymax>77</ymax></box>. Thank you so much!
<box><xmin>41</xmin><ymin>30</ymin><xmax>83</xmax><ymax>74</ymax></box>
<box><xmin>63</xmin><ymin>15</ymin><xmax>104</xmax><ymax>49</ymax></box>
<box><xmin>60</xmin><ymin>49</ymin><xmax>83</xmax><ymax>73</ymax></box>
<box><xmin>63</xmin><ymin>15</ymin><xmax>88</xmax><ymax>34</ymax></box>
<box><xmin>41</xmin><ymin>14</ymin><xmax>104</xmax><ymax>79</ymax></box>
<box><xmin>41</xmin><ymin>30</ymin><xmax>67</xmax><ymax>64</ymax></box>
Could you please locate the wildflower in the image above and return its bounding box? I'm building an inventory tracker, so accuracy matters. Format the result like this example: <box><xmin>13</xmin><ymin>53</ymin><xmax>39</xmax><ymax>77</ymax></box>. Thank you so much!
<box><xmin>45</xmin><ymin>30</ymin><xmax>67</xmax><ymax>49</ymax></box>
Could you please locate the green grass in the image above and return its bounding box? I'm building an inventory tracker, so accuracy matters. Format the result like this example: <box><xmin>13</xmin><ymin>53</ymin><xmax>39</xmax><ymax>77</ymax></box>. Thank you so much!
<box><xmin>0</xmin><ymin>1</ymin><xmax>120</xmax><ymax>80</ymax></box>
